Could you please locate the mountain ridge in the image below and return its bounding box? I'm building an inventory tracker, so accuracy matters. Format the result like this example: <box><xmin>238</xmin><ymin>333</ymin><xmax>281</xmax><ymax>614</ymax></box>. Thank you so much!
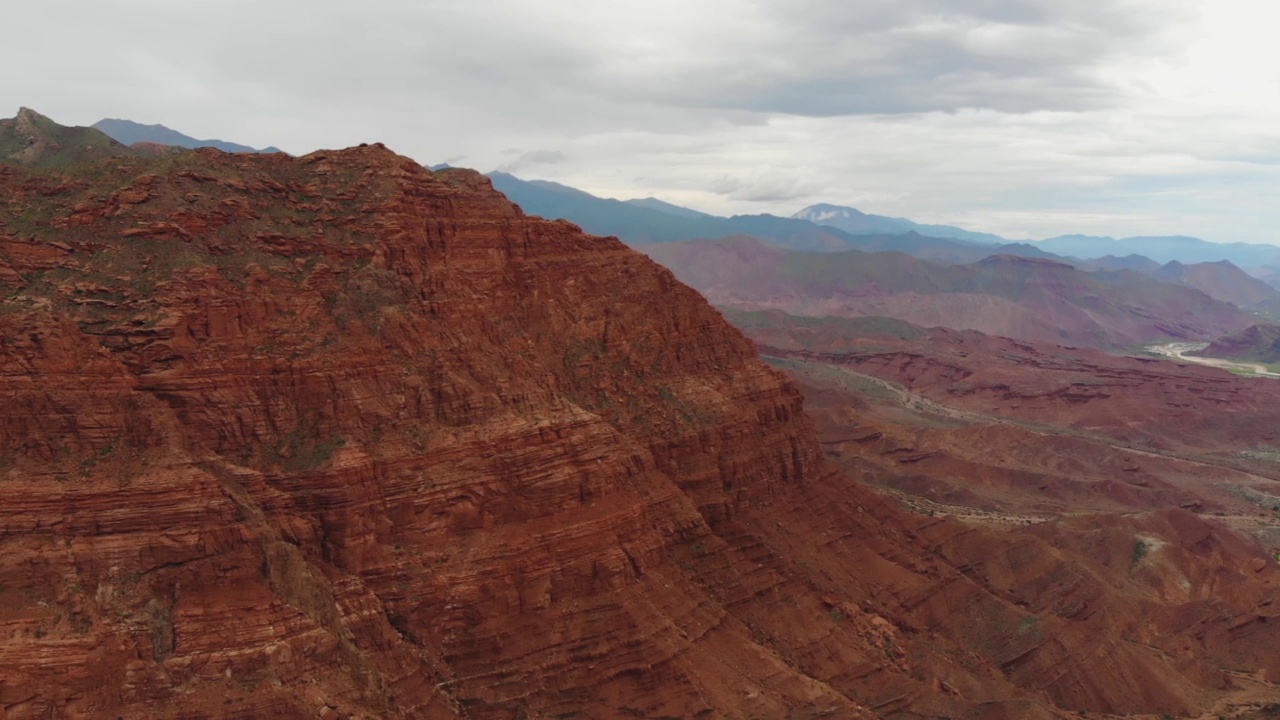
<box><xmin>643</xmin><ymin>236</ymin><xmax>1254</xmax><ymax>348</ymax></box>
<box><xmin>1151</xmin><ymin>258</ymin><xmax>1280</xmax><ymax>308</ymax></box>
<box><xmin>93</xmin><ymin>117</ymin><xmax>283</xmax><ymax>154</ymax></box>
<box><xmin>488</xmin><ymin>170</ymin><xmax>857</xmax><ymax>250</ymax></box>
<box><xmin>623</xmin><ymin>196</ymin><xmax>715</xmax><ymax>218</ymax></box>
<box><xmin>0</xmin><ymin>107</ymin><xmax>138</xmax><ymax>167</ymax></box>
<box><xmin>490</xmin><ymin>171</ymin><xmax>1070</xmax><ymax>260</ymax></box>
<box><xmin>794</xmin><ymin>202</ymin><xmax>1010</xmax><ymax>244</ymax></box>
<box><xmin>1039</xmin><ymin>233</ymin><xmax>1280</xmax><ymax>267</ymax></box>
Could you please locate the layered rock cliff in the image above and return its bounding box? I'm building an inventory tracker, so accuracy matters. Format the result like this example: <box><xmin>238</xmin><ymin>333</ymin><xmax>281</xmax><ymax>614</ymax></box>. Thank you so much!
<box><xmin>0</xmin><ymin>145</ymin><xmax>843</xmax><ymax>718</ymax></box>
<box><xmin>0</xmin><ymin>144</ymin><xmax>1278</xmax><ymax>719</ymax></box>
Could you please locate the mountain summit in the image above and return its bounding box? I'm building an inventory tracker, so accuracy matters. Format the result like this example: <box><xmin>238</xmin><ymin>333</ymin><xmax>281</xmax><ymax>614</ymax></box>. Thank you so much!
<box><xmin>0</xmin><ymin>107</ymin><xmax>134</xmax><ymax>167</ymax></box>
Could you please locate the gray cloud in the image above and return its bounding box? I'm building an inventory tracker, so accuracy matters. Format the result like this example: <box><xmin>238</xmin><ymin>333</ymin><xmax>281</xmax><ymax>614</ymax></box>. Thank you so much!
<box><xmin>497</xmin><ymin>149</ymin><xmax>568</xmax><ymax>173</ymax></box>
<box><xmin>518</xmin><ymin>0</ymin><xmax>1199</xmax><ymax>116</ymax></box>
<box><xmin>709</xmin><ymin>172</ymin><xmax>822</xmax><ymax>203</ymax></box>
<box><xmin>4</xmin><ymin>0</ymin><xmax>1280</xmax><ymax>244</ymax></box>
<box><xmin>592</xmin><ymin>0</ymin><xmax>1187</xmax><ymax>116</ymax></box>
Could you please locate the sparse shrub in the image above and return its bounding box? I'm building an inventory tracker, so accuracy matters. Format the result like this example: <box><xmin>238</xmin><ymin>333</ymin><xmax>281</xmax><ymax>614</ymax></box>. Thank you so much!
<box><xmin>282</xmin><ymin>436</ymin><xmax>346</xmax><ymax>472</ymax></box>
<box><xmin>1016</xmin><ymin>615</ymin><xmax>1041</xmax><ymax>637</ymax></box>
<box><xmin>1131</xmin><ymin>539</ymin><xmax>1149</xmax><ymax>569</ymax></box>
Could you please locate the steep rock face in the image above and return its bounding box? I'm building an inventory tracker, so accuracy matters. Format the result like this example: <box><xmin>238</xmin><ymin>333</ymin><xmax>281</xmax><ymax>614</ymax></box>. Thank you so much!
<box><xmin>1</xmin><ymin>146</ymin><xmax>1279</xmax><ymax>719</ymax></box>
<box><xmin>0</xmin><ymin>147</ymin><xmax>854</xmax><ymax>718</ymax></box>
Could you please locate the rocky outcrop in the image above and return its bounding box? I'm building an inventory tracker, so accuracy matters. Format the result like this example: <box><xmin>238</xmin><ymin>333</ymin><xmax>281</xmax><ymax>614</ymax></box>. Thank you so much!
<box><xmin>1194</xmin><ymin>324</ymin><xmax>1280</xmax><ymax>365</ymax></box>
<box><xmin>0</xmin><ymin>141</ymin><xmax>1279</xmax><ymax>718</ymax></box>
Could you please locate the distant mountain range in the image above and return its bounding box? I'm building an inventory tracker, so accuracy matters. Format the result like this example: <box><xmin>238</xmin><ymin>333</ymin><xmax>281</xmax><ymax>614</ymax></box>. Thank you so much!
<box><xmin>485</xmin><ymin>171</ymin><xmax>1280</xmax><ymax>273</ymax></box>
<box><xmin>642</xmin><ymin>236</ymin><xmax>1255</xmax><ymax>349</ymax></box>
<box><xmin>487</xmin><ymin>172</ymin><xmax>1078</xmax><ymax>261</ymax></box>
<box><xmin>93</xmin><ymin>118</ymin><xmax>282</xmax><ymax>154</ymax></box>
<box><xmin>791</xmin><ymin>203</ymin><xmax>1008</xmax><ymax>245</ymax></box>
<box><xmin>1037</xmin><ymin>234</ymin><xmax>1280</xmax><ymax>269</ymax></box>
<box><xmin>1079</xmin><ymin>255</ymin><xmax>1280</xmax><ymax>307</ymax></box>
<box><xmin>797</xmin><ymin>210</ymin><xmax>1280</xmax><ymax>271</ymax></box>
<box><xmin>792</xmin><ymin>212</ymin><xmax>1280</xmax><ymax>270</ymax></box>
<box><xmin>487</xmin><ymin>172</ymin><xmax>856</xmax><ymax>251</ymax></box>
<box><xmin>488</xmin><ymin>173</ymin><xmax>1280</xmax><ymax>292</ymax></box>
<box><xmin>1148</xmin><ymin>260</ymin><xmax>1279</xmax><ymax>309</ymax></box>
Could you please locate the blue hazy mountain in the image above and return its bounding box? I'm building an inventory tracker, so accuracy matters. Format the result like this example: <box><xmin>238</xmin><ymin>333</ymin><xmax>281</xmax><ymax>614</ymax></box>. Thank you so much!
<box><xmin>623</xmin><ymin>197</ymin><xmax>715</xmax><ymax>219</ymax></box>
<box><xmin>487</xmin><ymin>172</ymin><xmax>1057</xmax><ymax>260</ymax></box>
<box><xmin>1039</xmin><ymin>234</ymin><xmax>1280</xmax><ymax>268</ymax></box>
<box><xmin>489</xmin><ymin>172</ymin><xmax>1280</xmax><ymax>270</ymax></box>
<box><xmin>487</xmin><ymin>172</ymin><xmax>856</xmax><ymax>250</ymax></box>
<box><xmin>92</xmin><ymin>118</ymin><xmax>282</xmax><ymax>154</ymax></box>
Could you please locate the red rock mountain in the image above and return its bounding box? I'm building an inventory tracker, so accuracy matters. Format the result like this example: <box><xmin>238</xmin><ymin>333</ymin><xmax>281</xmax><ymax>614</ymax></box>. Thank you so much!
<box><xmin>1</xmin><ymin>136</ymin><xmax>1279</xmax><ymax>718</ymax></box>
<box><xmin>1075</xmin><ymin>257</ymin><xmax>1280</xmax><ymax>308</ymax></box>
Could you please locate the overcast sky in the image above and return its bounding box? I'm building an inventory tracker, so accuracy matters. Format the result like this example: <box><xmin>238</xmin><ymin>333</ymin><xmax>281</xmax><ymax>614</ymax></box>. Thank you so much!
<box><xmin>7</xmin><ymin>0</ymin><xmax>1280</xmax><ymax>243</ymax></box>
